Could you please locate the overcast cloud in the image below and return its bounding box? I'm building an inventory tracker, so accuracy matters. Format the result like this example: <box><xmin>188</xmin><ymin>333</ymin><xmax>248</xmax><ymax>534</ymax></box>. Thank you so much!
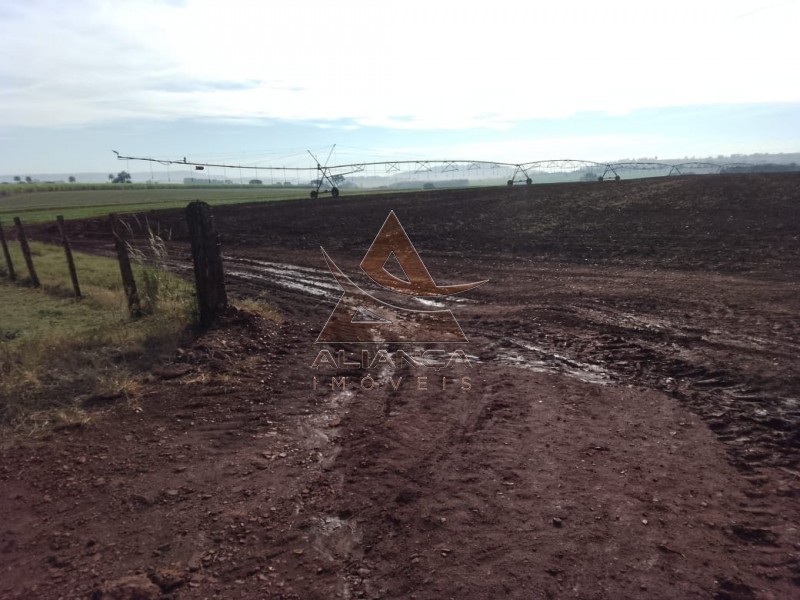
<box><xmin>0</xmin><ymin>0</ymin><xmax>798</xmax><ymax>172</ymax></box>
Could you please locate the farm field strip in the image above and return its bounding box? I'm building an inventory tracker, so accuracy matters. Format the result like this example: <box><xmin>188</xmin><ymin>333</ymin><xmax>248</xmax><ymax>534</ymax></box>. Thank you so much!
<box><xmin>0</xmin><ymin>187</ymin><xmax>308</xmax><ymax>223</ymax></box>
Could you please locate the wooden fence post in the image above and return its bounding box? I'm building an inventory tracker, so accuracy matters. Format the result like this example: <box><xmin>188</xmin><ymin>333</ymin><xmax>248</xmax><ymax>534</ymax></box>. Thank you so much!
<box><xmin>0</xmin><ymin>218</ymin><xmax>16</xmax><ymax>281</ymax></box>
<box><xmin>56</xmin><ymin>215</ymin><xmax>81</xmax><ymax>299</ymax></box>
<box><xmin>186</xmin><ymin>201</ymin><xmax>227</xmax><ymax>327</ymax></box>
<box><xmin>13</xmin><ymin>217</ymin><xmax>40</xmax><ymax>288</ymax></box>
<box><xmin>110</xmin><ymin>214</ymin><xmax>142</xmax><ymax>318</ymax></box>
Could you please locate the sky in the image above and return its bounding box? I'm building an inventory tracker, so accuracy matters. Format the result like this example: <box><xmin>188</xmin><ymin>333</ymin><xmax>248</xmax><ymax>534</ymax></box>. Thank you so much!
<box><xmin>0</xmin><ymin>0</ymin><xmax>799</xmax><ymax>175</ymax></box>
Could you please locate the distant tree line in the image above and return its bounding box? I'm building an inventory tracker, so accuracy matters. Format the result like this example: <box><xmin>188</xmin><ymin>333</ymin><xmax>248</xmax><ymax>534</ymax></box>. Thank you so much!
<box><xmin>720</xmin><ymin>163</ymin><xmax>800</xmax><ymax>174</ymax></box>
<box><xmin>9</xmin><ymin>175</ymin><xmax>75</xmax><ymax>184</ymax></box>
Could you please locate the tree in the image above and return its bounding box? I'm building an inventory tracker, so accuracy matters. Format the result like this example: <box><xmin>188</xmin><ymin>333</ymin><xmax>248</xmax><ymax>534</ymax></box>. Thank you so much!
<box><xmin>68</xmin><ymin>175</ymin><xmax>76</xmax><ymax>183</ymax></box>
<box><xmin>13</xmin><ymin>176</ymin><xmax>20</xmax><ymax>182</ymax></box>
<box><xmin>111</xmin><ymin>171</ymin><xmax>132</xmax><ymax>184</ymax></box>
<box><xmin>249</xmin><ymin>179</ymin><xmax>263</xmax><ymax>185</ymax></box>
<box><xmin>24</xmin><ymin>176</ymin><xmax>32</xmax><ymax>183</ymax></box>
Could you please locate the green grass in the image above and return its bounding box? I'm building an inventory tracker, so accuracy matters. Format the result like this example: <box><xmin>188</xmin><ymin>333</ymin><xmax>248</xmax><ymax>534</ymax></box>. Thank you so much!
<box><xmin>0</xmin><ymin>239</ymin><xmax>196</xmax><ymax>323</ymax></box>
<box><xmin>0</xmin><ymin>241</ymin><xmax>195</xmax><ymax>428</ymax></box>
<box><xmin>0</xmin><ymin>185</ymin><xmax>312</xmax><ymax>223</ymax></box>
<box><xmin>2</xmin><ymin>239</ymin><xmax>142</xmax><ymax>295</ymax></box>
<box><xmin>0</xmin><ymin>284</ymin><xmax>122</xmax><ymax>345</ymax></box>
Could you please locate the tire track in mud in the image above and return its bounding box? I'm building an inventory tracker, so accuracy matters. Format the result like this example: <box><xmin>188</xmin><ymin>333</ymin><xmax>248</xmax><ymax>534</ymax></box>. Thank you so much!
<box><xmin>137</xmin><ymin>319</ymin><xmax>377</xmax><ymax>599</ymax></box>
<box><xmin>486</xmin><ymin>330</ymin><xmax>799</xmax><ymax>475</ymax></box>
<box><xmin>302</xmin><ymin>357</ymin><xmax>800</xmax><ymax>599</ymax></box>
<box><xmin>237</xmin><ymin>253</ymin><xmax>797</xmax><ymax>476</ymax></box>
<box><xmin>161</xmin><ymin>244</ymin><xmax>800</xmax><ymax>512</ymax></box>
<box><xmin>208</xmin><ymin>253</ymin><xmax>800</xmax><ymax>477</ymax></box>
<box><xmin>238</xmin><ymin>255</ymin><xmax>800</xmax><ymax>597</ymax></box>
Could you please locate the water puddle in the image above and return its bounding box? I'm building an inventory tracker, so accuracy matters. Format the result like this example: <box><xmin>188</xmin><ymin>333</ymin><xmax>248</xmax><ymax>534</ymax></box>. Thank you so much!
<box><xmin>494</xmin><ymin>338</ymin><xmax>611</xmax><ymax>385</ymax></box>
<box><xmin>414</xmin><ymin>297</ymin><xmax>446</xmax><ymax>309</ymax></box>
<box><xmin>222</xmin><ymin>256</ymin><xmax>474</xmax><ymax>308</ymax></box>
<box><xmin>224</xmin><ymin>256</ymin><xmax>340</xmax><ymax>297</ymax></box>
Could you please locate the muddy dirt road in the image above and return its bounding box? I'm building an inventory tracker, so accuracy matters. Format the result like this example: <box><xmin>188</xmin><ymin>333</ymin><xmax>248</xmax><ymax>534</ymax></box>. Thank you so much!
<box><xmin>3</xmin><ymin>173</ymin><xmax>799</xmax><ymax>598</ymax></box>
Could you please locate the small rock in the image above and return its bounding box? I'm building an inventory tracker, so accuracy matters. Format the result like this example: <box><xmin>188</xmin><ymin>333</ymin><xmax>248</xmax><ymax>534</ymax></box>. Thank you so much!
<box><xmin>187</xmin><ymin>551</ymin><xmax>203</xmax><ymax>571</ymax></box>
<box><xmin>149</xmin><ymin>566</ymin><xmax>186</xmax><ymax>593</ymax></box>
<box><xmin>46</xmin><ymin>555</ymin><xmax>70</xmax><ymax>569</ymax></box>
<box><xmin>100</xmin><ymin>574</ymin><xmax>161</xmax><ymax>600</ymax></box>
<box><xmin>165</xmin><ymin>489</ymin><xmax>180</xmax><ymax>497</ymax></box>
<box><xmin>642</xmin><ymin>519</ymin><xmax>648</xmax><ymax>525</ymax></box>
<box><xmin>130</xmin><ymin>494</ymin><xmax>153</xmax><ymax>506</ymax></box>
<box><xmin>552</xmin><ymin>517</ymin><xmax>563</xmax><ymax>528</ymax></box>
<box><xmin>155</xmin><ymin>364</ymin><xmax>193</xmax><ymax>380</ymax></box>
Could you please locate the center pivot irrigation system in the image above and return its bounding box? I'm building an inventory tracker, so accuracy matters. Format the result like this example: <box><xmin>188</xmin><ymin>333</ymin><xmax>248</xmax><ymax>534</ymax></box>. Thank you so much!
<box><xmin>112</xmin><ymin>149</ymin><xmax>748</xmax><ymax>198</ymax></box>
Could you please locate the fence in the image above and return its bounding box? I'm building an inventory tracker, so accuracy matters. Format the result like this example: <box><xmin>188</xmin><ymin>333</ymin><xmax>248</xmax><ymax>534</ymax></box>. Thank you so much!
<box><xmin>0</xmin><ymin>201</ymin><xmax>228</xmax><ymax>327</ymax></box>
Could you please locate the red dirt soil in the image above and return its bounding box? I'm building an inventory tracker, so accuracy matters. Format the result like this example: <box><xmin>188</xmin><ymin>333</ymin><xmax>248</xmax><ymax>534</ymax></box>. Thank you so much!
<box><xmin>2</xmin><ymin>173</ymin><xmax>799</xmax><ymax>599</ymax></box>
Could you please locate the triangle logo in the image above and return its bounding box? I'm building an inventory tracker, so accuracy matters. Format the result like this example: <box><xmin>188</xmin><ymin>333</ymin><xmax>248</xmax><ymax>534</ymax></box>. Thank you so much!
<box><xmin>382</xmin><ymin>251</ymin><xmax>411</xmax><ymax>283</ymax></box>
<box><xmin>317</xmin><ymin>212</ymin><xmax>486</xmax><ymax>344</ymax></box>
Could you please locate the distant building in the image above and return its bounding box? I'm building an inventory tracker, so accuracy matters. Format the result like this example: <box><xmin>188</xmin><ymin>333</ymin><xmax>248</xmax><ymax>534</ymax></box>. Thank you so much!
<box><xmin>183</xmin><ymin>177</ymin><xmax>234</xmax><ymax>185</ymax></box>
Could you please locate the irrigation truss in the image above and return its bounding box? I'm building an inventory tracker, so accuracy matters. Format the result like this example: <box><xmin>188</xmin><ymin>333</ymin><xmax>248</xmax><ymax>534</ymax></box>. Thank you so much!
<box><xmin>112</xmin><ymin>150</ymin><xmax>752</xmax><ymax>199</ymax></box>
